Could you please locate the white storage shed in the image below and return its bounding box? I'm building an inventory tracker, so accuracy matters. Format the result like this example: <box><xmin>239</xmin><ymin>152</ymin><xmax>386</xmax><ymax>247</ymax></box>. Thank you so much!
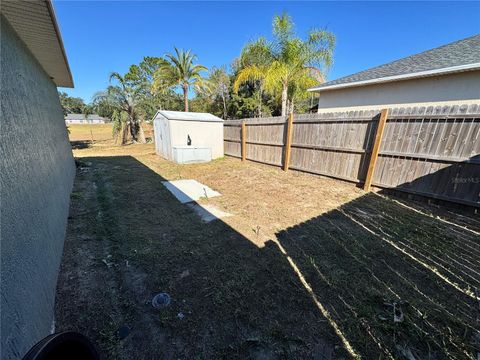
<box><xmin>153</xmin><ymin>110</ymin><xmax>224</xmax><ymax>163</ymax></box>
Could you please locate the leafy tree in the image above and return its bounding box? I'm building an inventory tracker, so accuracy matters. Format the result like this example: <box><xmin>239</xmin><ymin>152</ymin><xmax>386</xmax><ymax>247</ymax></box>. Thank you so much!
<box><xmin>82</xmin><ymin>104</ymin><xmax>94</xmax><ymax>121</ymax></box>
<box><xmin>92</xmin><ymin>57</ymin><xmax>184</xmax><ymax>135</ymax></box>
<box><xmin>92</xmin><ymin>95</ymin><xmax>116</xmax><ymax>119</ymax></box>
<box><xmin>154</xmin><ymin>48</ymin><xmax>207</xmax><ymax>112</ymax></box>
<box><xmin>228</xmin><ymin>92</ymin><xmax>272</xmax><ymax>119</ymax></box>
<box><xmin>58</xmin><ymin>91</ymin><xmax>85</xmax><ymax>115</ymax></box>
<box><xmin>234</xmin><ymin>13</ymin><xmax>335</xmax><ymax>116</ymax></box>
<box><xmin>231</xmin><ymin>46</ymin><xmax>270</xmax><ymax>117</ymax></box>
<box><xmin>191</xmin><ymin>67</ymin><xmax>275</xmax><ymax>119</ymax></box>
<box><xmin>93</xmin><ymin>72</ymin><xmax>146</xmax><ymax>144</ymax></box>
<box><xmin>110</xmin><ymin>109</ymin><xmax>128</xmax><ymax>144</ymax></box>
<box><xmin>189</xmin><ymin>94</ymin><xmax>211</xmax><ymax>114</ymax></box>
<box><xmin>127</xmin><ymin>57</ymin><xmax>183</xmax><ymax>120</ymax></box>
<box><xmin>202</xmin><ymin>66</ymin><xmax>230</xmax><ymax>119</ymax></box>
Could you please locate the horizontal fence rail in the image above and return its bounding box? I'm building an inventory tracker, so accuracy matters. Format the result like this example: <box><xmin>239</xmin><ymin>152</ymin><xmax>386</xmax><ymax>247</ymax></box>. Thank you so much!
<box><xmin>224</xmin><ymin>104</ymin><xmax>480</xmax><ymax>207</ymax></box>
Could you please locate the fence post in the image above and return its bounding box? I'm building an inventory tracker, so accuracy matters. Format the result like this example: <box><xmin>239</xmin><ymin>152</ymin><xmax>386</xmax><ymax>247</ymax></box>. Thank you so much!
<box><xmin>283</xmin><ymin>113</ymin><xmax>294</xmax><ymax>171</ymax></box>
<box><xmin>364</xmin><ymin>108</ymin><xmax>389</xmax><ymax>191</ymax></box>
<box><xmin>241</xmin><ymin>121</ymin><xmax>247</xmax><ymax>162</ymax></box>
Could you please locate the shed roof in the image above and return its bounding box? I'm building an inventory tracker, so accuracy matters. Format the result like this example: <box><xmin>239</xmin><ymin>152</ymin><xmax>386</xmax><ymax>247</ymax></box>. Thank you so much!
<box><xmin>65</xmin><ymin>114</ymin><xmax>108</xmax><ymax>121</ymax></box>
<box><xmin>1</xmin><ymin>0</ymin><xmax>73</xmax><ymax>87</ymax></box>
<box><xmin>309</xmin><ymin>34</ymin><xmax>480</xmax><ymax>92</ymax></box>
<box><xmin>156</xmin><ymin>111</ymin><xmax>224</xmax><ymax>122</ymax></box>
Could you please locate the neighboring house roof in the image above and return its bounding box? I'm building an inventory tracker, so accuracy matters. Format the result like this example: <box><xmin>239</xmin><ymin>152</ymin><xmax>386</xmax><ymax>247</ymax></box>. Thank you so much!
<box><xmin>309</xmin><ymin>34</ymin><xmax>480</xmax><ymax>92</ymax></box>
<box><xmin>155</xmin><ymin>110</ymin><xmax>224</xmax><ymax>122</ymax></box>
<box><xmin>1</xmin><ymin>0</ymin><xmax>73</xmax><ymax>87</ymax></box>
<box><xmin>65</xmin><ymin>114</ymin><xmax>107</xmax><ymax>121</ymax></box>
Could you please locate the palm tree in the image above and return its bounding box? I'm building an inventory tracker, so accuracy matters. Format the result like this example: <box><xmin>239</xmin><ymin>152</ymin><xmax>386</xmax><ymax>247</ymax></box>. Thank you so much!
<box><xmin>82</xmin><ymin>104</ymin><xmax>94</xmax><ymax>122</ymax></box>
<box><xmin>93</xmin><ymin>72</ymin><xmax>146</xmax><ymax>144</ymax></box>
<box><xmin>154</xmin><ymin>48</ymin><xmax>207</xmax><ymax>112</ymax></box>
<box><xmin>234</xmin><ymin>13</ymin><xmax>335</xmax><ymax>116</ymax></box>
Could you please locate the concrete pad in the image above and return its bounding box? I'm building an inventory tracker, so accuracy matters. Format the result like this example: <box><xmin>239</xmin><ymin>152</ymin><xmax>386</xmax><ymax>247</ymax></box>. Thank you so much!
<box><xmin>162</xmin><ymin>179</ymin><xmax>221</xmax><ymax>204</ymax></box>
<box><xmin>187</xmin><ymin>203</ymin><xmax>232</xmax><ymax>223</ymax></box>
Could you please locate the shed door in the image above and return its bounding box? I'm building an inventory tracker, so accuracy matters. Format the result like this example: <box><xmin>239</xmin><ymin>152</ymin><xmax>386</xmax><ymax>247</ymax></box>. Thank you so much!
<box><xmin>155</xmin><ymin>117</ymin><xmax>171</xmax><ymax>159</ymax></box>
<box><xmin>163</xmin><ymin>119</ymin><xmax>172</xmax><ymax>159</ymax></box>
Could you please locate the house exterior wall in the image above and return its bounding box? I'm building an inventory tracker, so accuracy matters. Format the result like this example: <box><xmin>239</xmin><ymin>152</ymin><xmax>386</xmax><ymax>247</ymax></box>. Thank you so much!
<box><xmin>169</xmin><ymin>120</ymin><xmax>224</xmax><ymax>159</ymax></box>
<box><xmin>0</xmin><ymin>16</ymin><xmax>75</xmax><ymax>360</ymax></box>
<box><xmin>317</xmin><ymin>70</ymin><xmax>480</xmax><ymax>112</ymax></box>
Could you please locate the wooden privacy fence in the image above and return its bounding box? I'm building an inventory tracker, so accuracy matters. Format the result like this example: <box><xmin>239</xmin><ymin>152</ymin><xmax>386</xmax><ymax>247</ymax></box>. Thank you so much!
<box><xmin>224</xmin><ymin>104</ymin><xmax>480</xmax><ymax>207</ymax></box>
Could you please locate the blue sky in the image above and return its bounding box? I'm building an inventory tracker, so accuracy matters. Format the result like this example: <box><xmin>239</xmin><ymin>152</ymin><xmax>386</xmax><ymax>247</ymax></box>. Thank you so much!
<box><xmin>55</xmin><ymin>1</ymin><xmax>480</xmax><ymax>102</ymax></box>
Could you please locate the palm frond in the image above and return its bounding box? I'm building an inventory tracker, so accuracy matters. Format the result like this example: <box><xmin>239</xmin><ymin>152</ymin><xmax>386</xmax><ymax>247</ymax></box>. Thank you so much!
<box><xmin>234</xmin><ymin>13</ymin><xmax>335</xmax><ymax>115</ymax></box>
<box><xmin>233</xmin><ymin>65</ymin><xmax>266</xmax><ymax>93</ymax></box>
<box><xmin>272</xmin><ymin>13</ymin><xmax>294</xmax><ymax>44</ymax></box>
<box><xmin>152</xmin><ymin>47</ymin><xmax>208</xmax><ymax>108</ymax></box>
<box><xmin>239</xmin><ymin>37</ymin><xmax>275</xmax><ymax>68</ymax></box>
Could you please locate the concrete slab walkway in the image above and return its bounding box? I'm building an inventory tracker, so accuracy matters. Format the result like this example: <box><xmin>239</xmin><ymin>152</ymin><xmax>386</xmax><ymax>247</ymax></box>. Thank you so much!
<box><xmin>162</xmin><ymin>179</ymin><xmax>221</xmax><ymax>204</ymax></box>
<box><xmin>186</xmin><ymin>203</ymin><xmax>232</xmax><ymax>222</ymax></box>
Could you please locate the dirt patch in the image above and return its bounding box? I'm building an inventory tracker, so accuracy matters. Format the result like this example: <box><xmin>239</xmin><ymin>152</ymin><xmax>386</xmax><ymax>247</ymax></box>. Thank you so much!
<box><xmin>55</xmin><ymin>139</ymin><xmax>480</xmax><ymax>359</ymax></box>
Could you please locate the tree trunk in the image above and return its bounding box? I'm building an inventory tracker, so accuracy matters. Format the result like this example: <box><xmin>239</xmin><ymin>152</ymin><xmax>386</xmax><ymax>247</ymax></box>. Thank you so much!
<box><xmin>281</xmin><ymin>83</ymin><xmax>288</xmax><ymax>117</ymax></box>
<box><xmin>137</xmin><ymin>122</ymin><xmax>146</xmax><ymax>144</ymax></box>
<box><xmin>256</xmin><ymin>83</ymin><xmax>263</xmax><ymax>118</ymax></box>
<box><xmin>113</xmin><ymin>129</ymin><xmax>119</xmax><ymax>145</ymax></box>
<box><xmin>130</xmin><ymin>121</ymin><xmax>139</xmax><ymax>142</ymax></box>
<box><xmin>120</xmin><ymin>123</ymin><xmax>129</xmax><ymax>145</ymax></box>
<box><xmin>183</xmin><ymin>83</ymin><xmax>189</xmax><ymax>112</ymax></box>
<box><xmin>222</xmin><ymin>93</ymin><xmax>227</xmax><ymax>119</ymax></box>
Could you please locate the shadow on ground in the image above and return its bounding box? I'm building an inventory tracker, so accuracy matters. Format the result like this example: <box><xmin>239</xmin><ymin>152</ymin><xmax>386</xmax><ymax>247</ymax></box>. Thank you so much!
<box><xmin>55</xmin><ymin>155</ymin><xmax>480</xmax><ymax>360</ymax></box>
<box><xmin>277</xmin><ymin>194</ymin><xmax>479</xmax><ymax>359</ymax></box>
<box><xmin>70</xmin><ymin>140</ymin><xmax>92</xmax><ymax>150</ymax></box>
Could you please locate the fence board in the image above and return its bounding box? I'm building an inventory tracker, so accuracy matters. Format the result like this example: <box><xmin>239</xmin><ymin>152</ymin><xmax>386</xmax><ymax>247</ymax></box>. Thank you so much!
<box><xmin>224</xmin><ymin>123</ymin><xmax>242</xmax><ymax>157</ymax></box>
<box><xmin>224</xmin><ymin>104</ymin><xmax>480</xmax><ymax>206</ymax></box>
<box><xmin>374</xmin><ymin>113</ymin><xmax>480</xmax><ymax>205</ymax></box>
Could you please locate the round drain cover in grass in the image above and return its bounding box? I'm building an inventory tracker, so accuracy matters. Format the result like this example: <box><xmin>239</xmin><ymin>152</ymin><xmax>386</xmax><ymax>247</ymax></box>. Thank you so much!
<box><xmin>117</xmin><ymin>325</ymin><xmax>130</xmax><ymax>340</ymax></box>
<box><xmin>152</xmin><ymin>293</ymin><xmax>171</xmax><ymax>309</ymax></box>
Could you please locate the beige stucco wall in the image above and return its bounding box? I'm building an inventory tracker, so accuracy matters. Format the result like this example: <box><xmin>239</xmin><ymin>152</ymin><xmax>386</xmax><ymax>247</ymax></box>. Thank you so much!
<box><xmin>169</xmin><ymin>120</ymin><xmax>224</xmax><ymax>159</ymax></box>
<box><xmin>317</xmin><ymin>70</ymin><xmax>480</xmax><ymax>112</ymax></box>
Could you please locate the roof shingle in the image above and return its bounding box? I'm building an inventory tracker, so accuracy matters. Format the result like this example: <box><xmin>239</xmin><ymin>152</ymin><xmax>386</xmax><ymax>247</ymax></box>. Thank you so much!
<box><xmin>311</xmin><ymin>34</ymin><xmax>480</xmax><ymax>91</ymax></box>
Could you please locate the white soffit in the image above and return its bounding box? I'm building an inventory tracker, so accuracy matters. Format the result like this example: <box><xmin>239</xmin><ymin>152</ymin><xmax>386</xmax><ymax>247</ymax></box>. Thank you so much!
<box><xmin>1</xmin><ymin>0</ymin><xmax>74</xmax><ymax>87</ymax></box>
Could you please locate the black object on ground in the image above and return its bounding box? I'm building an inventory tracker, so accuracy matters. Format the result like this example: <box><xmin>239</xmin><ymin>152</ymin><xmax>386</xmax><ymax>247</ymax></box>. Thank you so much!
<box><xmin>117</xmin><ymin>325</ymin><xmax>130</xmax><ymax>340</ymax></box>
<box><xmin>152</xmin><ymin>292</ymin><xmax>171</xmax><ymax>309</ymax></box>
<box><xmin>22</xmin><ymin>331</ymin><xmax>99</xmax><ymax>360</ymax></box>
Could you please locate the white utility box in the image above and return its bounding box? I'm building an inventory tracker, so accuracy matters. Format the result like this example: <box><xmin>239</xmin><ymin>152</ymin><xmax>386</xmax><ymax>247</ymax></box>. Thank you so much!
<box><xmin>172</xmin><ymin>146</ymin><xmax>212</xmax><ymax>164</ymax></box>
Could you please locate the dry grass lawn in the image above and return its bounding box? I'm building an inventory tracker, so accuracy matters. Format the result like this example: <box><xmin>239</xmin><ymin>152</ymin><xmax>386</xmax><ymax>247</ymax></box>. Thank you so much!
<box><xmin>67</xmin><ymin>123</ymin><xmax>153</xmax><ymax>142</ymax></box>
<box><xmin>55</xmin><ymin>130</ymin><xmax>480</xmax><ymax>359</ymax></box>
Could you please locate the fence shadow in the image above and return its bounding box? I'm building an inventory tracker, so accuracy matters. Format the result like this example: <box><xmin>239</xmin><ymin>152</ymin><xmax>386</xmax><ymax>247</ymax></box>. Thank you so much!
<box><xmin>275</xmin><ymin>192</ymin><xmax>479</xmax><ymax>359</ymax></box>
<box><xmin>375</xmin><ymin>154</ymin><xmax>480</xmax><ymax>208</ymax></box>
<box><xmin>56</xmin><ymin>155</ymin><xmax>479</xmax><ymax>359</ymax></box>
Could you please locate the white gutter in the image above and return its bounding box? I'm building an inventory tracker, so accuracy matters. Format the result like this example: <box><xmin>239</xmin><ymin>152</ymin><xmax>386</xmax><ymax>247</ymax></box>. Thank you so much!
<box><xmin>308</xmin><ymin>62</ymin><xmax>480</xmax><ymax>92</ymax></box>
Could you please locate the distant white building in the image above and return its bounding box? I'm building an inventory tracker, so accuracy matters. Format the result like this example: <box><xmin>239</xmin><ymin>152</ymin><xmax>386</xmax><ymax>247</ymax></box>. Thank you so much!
<box><xmin>65</xmin><ymin>113</ymin><xmax>108</xmax><ymax>124</ymax></box>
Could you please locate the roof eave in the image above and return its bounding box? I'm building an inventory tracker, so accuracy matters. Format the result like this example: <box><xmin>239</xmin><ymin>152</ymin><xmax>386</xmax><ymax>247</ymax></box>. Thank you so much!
<box><xmin>46</xmin><ymin>0</ymin><xmax>74</xmax><ymax>88</ymax></box>
<box><xmin>308</xmin><ymin>63</ymin><xmax>480</xmax><ymax>92</ymax></box>
<box><xmin>1</xmin><ymin>0</ymin><xmax>73</xmax><ymax>88</ymax></box>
